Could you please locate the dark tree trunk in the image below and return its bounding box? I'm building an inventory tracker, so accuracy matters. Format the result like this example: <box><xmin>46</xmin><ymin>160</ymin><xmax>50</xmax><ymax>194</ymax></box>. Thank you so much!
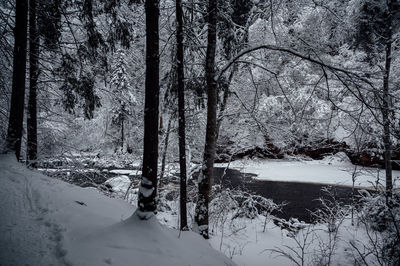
<box><xmin>195</xmin><ymin>0</ymin><xmax>217</xmax><ymax>239</ymax></box>
<box><xmin>121</xmin><ymin>119</ymin><xmax>124</xmax><ymax>149</ymax></box>
<box><xmin>83</xmin><ymin>0</ymin><xmax>99</xmax><ymax>55</ymax></box>
<box><xmin>137</xmin><ymin>0</ymin><xmax>159</xmax><ymax>219</ymax></box>
<box><xmin>382</xmin><ymin>0</ymin><xmax>395</xmax><ymax>195</ymax></box>
<box><xmin>27</xmin><ymin>0</ymin><xmax>39</xmax><ymax>166</ymax></box>
<box><xmin>176</xmin><ymin>0</ymin><xmax>188</xmax><ymax>231</ymax></box>
<box><xmin>7</xmin><ymin>0</ymin><xmax>28</xmax><ymax>160</ymax></box>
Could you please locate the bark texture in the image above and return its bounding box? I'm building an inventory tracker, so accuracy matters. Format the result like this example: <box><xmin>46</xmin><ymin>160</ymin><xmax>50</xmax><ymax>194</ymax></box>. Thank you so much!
<box><xmin>176</xmin><ymin>0</ymin><xmax>188</xmax><ymax>230</ymax></box>
<box><xmin>7</xmin><ymin>0</ymin><xmax>28</xmax><ymax>160</ymax></box>
<box><xmin>27</xmin><ymin>0</ymin><xmax>39</xmax><ymax>165</ymax></box>
<box><xmin>159</xmin><ymin>114</ymin><xmax>172</xmax><ymax>184</ymax></box>
<box><xmin>137</xmin><ymin>0</ymin><xmax>160</xmax><ymax>218</ymax></box>
<box><xmin>195</xmin><ymin>0</ymin><xmax>217</xmax><ymax>239</ymax></box>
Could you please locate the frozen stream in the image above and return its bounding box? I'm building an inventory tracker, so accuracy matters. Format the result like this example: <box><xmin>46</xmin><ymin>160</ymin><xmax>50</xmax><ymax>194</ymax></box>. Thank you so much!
<box><xmin>39</xmin><ymin>156</ymin><xmax>396</xmax><ymax>223</ymax></box>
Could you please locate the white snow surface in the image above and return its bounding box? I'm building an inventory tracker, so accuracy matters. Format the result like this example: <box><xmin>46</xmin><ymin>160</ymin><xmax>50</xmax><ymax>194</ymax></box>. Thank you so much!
<box><xmin>108</xmin><ymin>169</ymin><xmax>141</xmax><ymax>175</ymax></box>
<box><xmin>0</xmin><ymin>155</ymin><xmax>235</xmax><ymax>266</ymax></box>
<box><xmin>104</xmin><ymin>175</ymin><xmax>131</xmax><ymax>194</ymax></box>
<box><xmin>216</xmin><ymin>153</ymin><xmax>400</xmax><ymax>188</ymax></box>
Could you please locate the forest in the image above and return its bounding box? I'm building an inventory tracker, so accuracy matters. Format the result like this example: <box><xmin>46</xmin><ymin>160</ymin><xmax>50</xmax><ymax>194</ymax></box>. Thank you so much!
<box><xmin>0</xmin><ymin>0</ymin><xmax>400</xmax><ymax>265</ymax></box>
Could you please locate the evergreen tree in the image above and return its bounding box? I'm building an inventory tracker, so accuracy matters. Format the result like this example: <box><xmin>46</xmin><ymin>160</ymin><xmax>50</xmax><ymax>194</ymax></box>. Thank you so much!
<box><xmin>110</xmin><ymin>48</ymin><xmax>136</xmax><ymax>152</ymax></box>
<box><xmin>353</xmin><ymin>0</ymin><xmax>400</xmax><ymax>194</ymax></box>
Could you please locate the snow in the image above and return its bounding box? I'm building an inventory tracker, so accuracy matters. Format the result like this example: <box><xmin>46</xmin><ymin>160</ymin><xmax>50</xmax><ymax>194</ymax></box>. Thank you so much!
<box><xmin>108</xmin><ymin>169</ymin><xmax>141</xmax><ymax>175</ymax></box>
<box><xmin>217</xmin><ymin>153</ymin><xmax>400</xmax><ymax>188</ymax></box>
<box><xmin>104</xmin><ymin>175</ymin><xmax>131</xmax><ymax>195</ymax></box>
<box><xmin>0</xmin><ymin>155</ymin><xmax>235</xmax><ymax>266</ymax></box>
<box><xmin>207</xmin><ymin>211</ymin><xmax>370</xmax><ymax>266</ymax></box>
<box><xmin>38</xmin><ymin>168</ymin><xmax>97</xmax><ymax>172</ymax></box>
<box><xmin>139</xmin><ymin>185</ymin><xmax>154</xmax><ymax>197</ymax></box>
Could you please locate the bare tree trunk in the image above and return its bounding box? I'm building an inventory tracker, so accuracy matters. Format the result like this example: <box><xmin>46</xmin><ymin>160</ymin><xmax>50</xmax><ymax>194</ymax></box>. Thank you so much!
<box><xmin>195</xmin><ymin>0</ymin><xmax>217</xmax><ymax>239</ymax></box>
<box><xmin>137</xmin><ymin>0</ymin><xmax>159</xmax><ymax>219</ymax></box>
<box><xmin>159</xmin><ymin>114</ymin><xmax>172</xmax><ymax>186</ymax></box>
<box><xmin>176</xmin><ymin>0</ymin><xmax>188</xmax><ymax>231</ymax></box>
<box><xmin>121</xmin><ymin>119</ymin><xmax>124</xmax><ymax>150</ymax></box>
<box><xmin>216</xmin><ymin>66</ymin><xmax>236</xmax><ymax>143</ymax></box>
<box><xmin>382</xmin><ymin>0</ymin><xmax>395</xmax><ymax>195</ymax></box>
<box><xmin>27</xmin><ymin>0</ymin><xmax>39</xmax><ymax>166</ymax></box>
<box><xmin>6</xmin><ymin>0</ymin><xmax>28</xmax><ymax>160</ymax></box>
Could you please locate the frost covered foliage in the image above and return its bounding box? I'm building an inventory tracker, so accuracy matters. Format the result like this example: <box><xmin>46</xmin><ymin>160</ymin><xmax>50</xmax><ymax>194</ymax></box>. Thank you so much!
<box><xmin>0</xmin><ymin>2</ymin><xmax>13</xmax><ymax>153</ymax></box>
<box><xmin>351</xmin><ymin>191</ymin><xmax>400</xmax><ymax>265</ymax></box>
<box><xmin>259</xmin><ymin>79</ymin><xmax>333</xmax><ymax>149</ymax></box>
<box><xmin>209</xmin><ymin>186</ymin><xmax>281</xmax><ymax>232</ymax></box>
<box><xmin>109</xmin><ymin>48</ymin><xmax>139</xmax><ymax>153</ymax></box>
<box><xmin>10</xmin><ymin>1</ymin><xmax>147</xmax><ymax>158</ymax></box>
<box><xmin>215</xmin><ymin>0</ymin><xmax>400</xmax><ymax>154</ymax></box>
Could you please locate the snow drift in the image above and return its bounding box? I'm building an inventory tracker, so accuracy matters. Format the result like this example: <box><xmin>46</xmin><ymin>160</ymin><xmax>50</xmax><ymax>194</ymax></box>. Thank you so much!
<box><xmin>0</xmin><ymin>155</ymin><xmax>235</xmax><ymax>266</ymax></box>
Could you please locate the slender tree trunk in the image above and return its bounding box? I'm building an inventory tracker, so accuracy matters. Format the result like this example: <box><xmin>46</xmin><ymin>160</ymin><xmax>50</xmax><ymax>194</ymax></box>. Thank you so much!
<box><xmin>27</xmin><ymin>0</ymin><xmax>39</xmax><ymax>166</ymax></box>
<box><xmin>159</xmin><ymin>114</ymin><xmax>172</xmax><ymax>185</ymax></box>
<box><xmin>83</xmin><ymin>0</ymin><xmax>98</xmax><ymax>55</ymax></box>
<box><xmin>6</xmin><ymin>0</ymin><xmax>28</xmax><ymax>160</ymax></box>
<box><xmin>137</xmin><ymin>0</ymin><xmax>159</xmax><ymax>219</ymax></box>
<box><xmin>195</xmin><ymin>0</ymin><xmax>217</xmax><ymax>239</ymax></box>
<box><xmin>382</xmin><ymin>0</ymin><xmax>395</xmax><ymax>195</ymax></box>
<box><xmin>121</xmin><ymin>118</ymin><xmax>126</xmax><ymax>152</ymax></box>
<box><xmin>216</xmin><ymin>66</ymin><xmax>236</xmax><ymax>143</ymax></box>
<box><xmin>176</xmin><ymin>0</ymin><xmax>188</xmax><ymax>231</ymax></box>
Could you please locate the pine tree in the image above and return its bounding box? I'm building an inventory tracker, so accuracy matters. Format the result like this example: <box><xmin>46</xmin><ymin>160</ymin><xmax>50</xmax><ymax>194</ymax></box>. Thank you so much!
<box><xmin>110</xmin><ymin>48</ymin><xmax>136</xmax><ymax>152</ymax></box>
<box><xmin>353</xmin><ymin>0</ymin><xmax>399</xmax><ymax>194</ymax></box>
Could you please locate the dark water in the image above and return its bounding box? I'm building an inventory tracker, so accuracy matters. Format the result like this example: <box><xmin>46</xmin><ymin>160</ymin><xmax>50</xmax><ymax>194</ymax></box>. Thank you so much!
<box><xmin>41</xmin><ymin>165</ymin><xmax>370</xmax><ymax>223</ymax></box>
<box><xmin>213</xmin><ymin>167</ymin><xmax>369</xmax><ymax>223</ymax></box>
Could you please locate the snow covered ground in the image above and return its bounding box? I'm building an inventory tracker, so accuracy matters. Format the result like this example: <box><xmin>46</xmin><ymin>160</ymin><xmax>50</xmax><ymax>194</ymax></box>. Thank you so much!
<box><xmin>1</xmin><ymin>153</ymin><xmax>391</xmax><ymax>266</ymax></box>
<box><xmin>0</xmin><ymin>155</ymin><xmax>235</xmax><ymax>266</ymax></box>
<box><xmin>216</xmin><ymin>153</ymin><xmax>400</xmax><ymax>188</ymax></box>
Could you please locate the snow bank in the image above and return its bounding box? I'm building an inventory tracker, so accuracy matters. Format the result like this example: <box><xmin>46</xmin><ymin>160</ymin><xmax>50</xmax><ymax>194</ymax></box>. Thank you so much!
<box><xmin>108</xmin><ymin>169</ymin><xmax>141</xmax><ymax>175</ymax></box>
<box><xmin>104</xmin><ymin>175</ymin><xmax>131</xmax><ymax>194</ymax></box>
<box><xmin>0</xmin><ymin>155</ymin><xmax>235</xmax><ymax>266</ymax></box>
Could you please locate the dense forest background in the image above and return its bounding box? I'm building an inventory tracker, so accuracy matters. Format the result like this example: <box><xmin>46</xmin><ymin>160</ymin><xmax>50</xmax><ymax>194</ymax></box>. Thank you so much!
<box><xmin>1</xmin><ymin>0</ymin><xmax>400</xmax><ymax>264</ymax></box>
<box><xmin>1</xmin><ymin>0</ymin><xmax>399</xmax><ymax>167</ymax></box>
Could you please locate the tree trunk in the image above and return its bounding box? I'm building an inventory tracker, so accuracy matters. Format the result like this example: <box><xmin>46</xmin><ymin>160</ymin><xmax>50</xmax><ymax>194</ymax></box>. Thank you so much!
<box><xmin>121</xmin><ymin>118</ymin><xmax>124</xmax><ymax>150</ymax></box>
<box><xmin>195</xmin><ymin>0</ymin><xmax>217</xmax><ymax>239</ymax></box>
<box><xmin>6</xmin><ymin>0</ymin><xmax>28</xmax><ymax>160</ymax></box>
<box><xmin>176</xmin><ymin>0</ymin><xmax>188</xmax><ymax>231</ymax></box>
<box><xmin>27</xmin><ymin>0</ymin><xmax>39</xmax><ymax>166</ymax></box>
<box><xmin>216</xmin><ymin>66</ymin><xmax>236</xmax><ymax>143</ymax></box>
<box><xmin>137</xmin><ymin>0</ymin><xmax>159</xmax><ymax>219</ymax></box>
<box><xmin>159</xmin><ymin>114</ymin><xmax>172</xmax><ymax>185</ymax></box>
<box><xmin>382</xmin><ymin>0</ymin><xmax>395</xmax><ymax>195</ymax></box>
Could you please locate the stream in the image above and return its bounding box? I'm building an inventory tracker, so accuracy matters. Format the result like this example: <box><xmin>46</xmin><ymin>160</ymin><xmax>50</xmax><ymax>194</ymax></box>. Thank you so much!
<box><xmin>38</xmin><ymin>165</ymin><xmax>370</xmax><ymax>223</ymax></box>
<box><xmin>213</xmin><ymin>167</ymin><xmax>371</xmax><ymax>222</ymax></box>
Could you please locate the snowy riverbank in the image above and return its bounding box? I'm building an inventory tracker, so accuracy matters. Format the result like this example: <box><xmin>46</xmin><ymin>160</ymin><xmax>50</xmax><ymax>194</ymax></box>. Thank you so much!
<box><xmin>0</xmin><ymin>155</ymin><xmax>234</xmax><ymax>266</ymax></box>
<box><xmin>216</xmin><ymin>153</ymin><xmax>400</xmax><ymax>189</ymax></box>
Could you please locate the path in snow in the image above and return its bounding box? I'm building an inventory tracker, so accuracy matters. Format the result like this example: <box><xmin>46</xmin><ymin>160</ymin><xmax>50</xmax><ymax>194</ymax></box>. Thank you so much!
<box><xmin>0</xmin><ymin>155</ymin><xmax>235</xmax><ymax>266</ymax></box>
<box><xmin>0</xmin><ymin>164</ymin><xmax>66</xmax><ymax>265</ymax></box>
